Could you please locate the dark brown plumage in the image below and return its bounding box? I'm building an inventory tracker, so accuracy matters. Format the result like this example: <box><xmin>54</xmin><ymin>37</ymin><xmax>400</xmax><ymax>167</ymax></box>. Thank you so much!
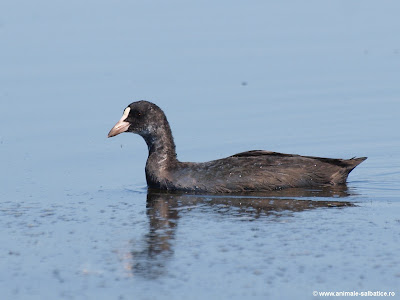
<box><xmin>108</xmin><ymin>101</ymin><xmax>366</xmax><ymax>193</ymax></box>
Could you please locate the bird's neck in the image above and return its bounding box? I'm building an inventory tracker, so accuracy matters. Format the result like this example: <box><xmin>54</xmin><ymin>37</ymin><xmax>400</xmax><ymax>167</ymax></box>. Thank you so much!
<box><xmin>142</xmin><ymin>121</ymin><xmax>178</xmax><ymax>175</ymax></box>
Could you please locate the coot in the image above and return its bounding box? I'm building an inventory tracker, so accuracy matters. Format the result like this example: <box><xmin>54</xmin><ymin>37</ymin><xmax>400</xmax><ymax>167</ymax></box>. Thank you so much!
<box><xmin>108</xmin><ymin>101</ymin><xmax>366</xmax><ymax>193</ymax></box>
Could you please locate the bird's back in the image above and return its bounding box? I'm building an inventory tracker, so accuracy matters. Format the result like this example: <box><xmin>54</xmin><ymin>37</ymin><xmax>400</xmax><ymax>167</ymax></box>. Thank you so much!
<box><xmin>167</xmin><ymin>151</ymin><xmax>367</xmax><ymax>193</ymax></box>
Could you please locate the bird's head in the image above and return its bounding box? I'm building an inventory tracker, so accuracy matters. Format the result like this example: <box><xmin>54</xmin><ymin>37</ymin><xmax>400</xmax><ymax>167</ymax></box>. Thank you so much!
<box><xmin>107</xmin><ymin>100</ymin><xmax>165</xmax><ymax>138</ymax></box>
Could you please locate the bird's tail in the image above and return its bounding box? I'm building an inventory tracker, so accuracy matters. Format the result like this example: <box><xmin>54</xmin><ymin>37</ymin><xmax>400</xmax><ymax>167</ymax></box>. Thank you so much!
<box><xmin>331</xmin><ymin>157</ymin><xmax>367</xmax><ymax>185</ymax></box>
<box><xmin>346</xmin><ymin>157</ymin><xmax>367</xmax><ymax>173</ymax></box>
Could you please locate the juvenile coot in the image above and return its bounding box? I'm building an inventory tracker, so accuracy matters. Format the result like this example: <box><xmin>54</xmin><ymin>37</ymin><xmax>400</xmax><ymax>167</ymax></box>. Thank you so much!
<box><xmin>108</xmin><ymin>101</ymin><xmax>366</xmax><ymax>193</ymax></box>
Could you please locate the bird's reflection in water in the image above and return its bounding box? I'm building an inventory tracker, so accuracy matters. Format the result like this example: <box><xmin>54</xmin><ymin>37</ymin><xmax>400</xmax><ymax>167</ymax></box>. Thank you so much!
<box><xmin>129</xmin><ymin>185</ymin><xmax>355</xmax><ymax>279</ymax></box>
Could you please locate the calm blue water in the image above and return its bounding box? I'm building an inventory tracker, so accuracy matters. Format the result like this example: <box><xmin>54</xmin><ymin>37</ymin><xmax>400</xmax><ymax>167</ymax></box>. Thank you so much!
<box><xmin>1</xmin><ymin>1</ymin><xmax>400</xmax><ymax>299</ymax></box>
